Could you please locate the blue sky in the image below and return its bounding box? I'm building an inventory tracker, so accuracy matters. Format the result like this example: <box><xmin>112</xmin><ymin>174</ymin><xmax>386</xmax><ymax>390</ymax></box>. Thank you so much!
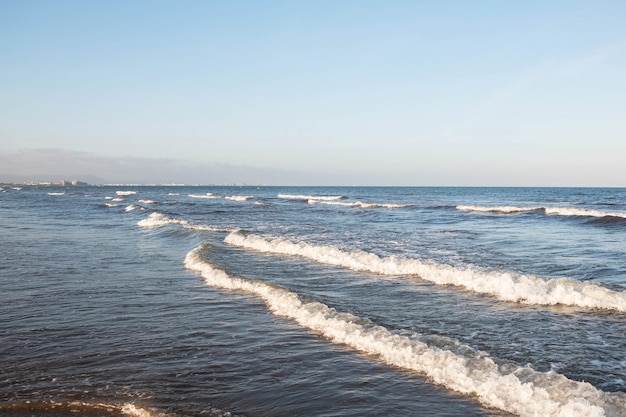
<box><xmin>1</xmin><ymin>0</ymin><xmax>625</xmax><ymax>185</ymax></box>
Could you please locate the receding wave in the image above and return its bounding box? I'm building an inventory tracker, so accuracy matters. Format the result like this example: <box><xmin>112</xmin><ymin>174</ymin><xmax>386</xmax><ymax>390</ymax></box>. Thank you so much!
<box><xmin>184</xmin><ymin>245</ymin><xmax>626</xmax><ymax>417</ymax></box>
<box><xmin>278</xmin><ymin>193</ymin><xmax>345</xmax><ymax>201</ymax></box>
<box><xmin>0</xmin><ymin>400</ymin><xmax>188</xmax><ymax>417</ymax></box>
<box><xmin>457</xmin><ymin>205</ymin><xmax>626</xmax><ymax>219</ymax></box>
<box><xmin>224</xmin><ymin>232</ymin><xmax>626</xmax><ymax>312</ymax></box>
<box><xmin>138</xmin><ymin>212</ymin><xmax>235</xmax><ymax>233</ymax></box>
<box><xmin>310</xmin><ymin>200</ymin><xmax>410</xmax><ymax>209</ymax></box>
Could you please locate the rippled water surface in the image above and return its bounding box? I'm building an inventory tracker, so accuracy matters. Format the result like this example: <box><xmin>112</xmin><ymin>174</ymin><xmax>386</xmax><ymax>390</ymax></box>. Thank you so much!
<box><xmin>1</xmin><ymin>186</ymin><xmax>625</xmax><ymax>417</ymax></box>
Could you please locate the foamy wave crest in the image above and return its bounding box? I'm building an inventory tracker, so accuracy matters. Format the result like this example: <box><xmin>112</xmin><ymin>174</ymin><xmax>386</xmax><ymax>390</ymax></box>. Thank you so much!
<box><xmin>225</xmin><ymin>195</ymin><xmax>254</xmax><ymax>202</ymax></box>
<box><xmin>457</xmin><ymin>205</ymin><xmax>541</xmax><ymax>214</ymax></box>
<box><xmin>47</xmin><ymin>192</ymin><xmax>65</xmax><ymax>196</ymax></box>
<box><xmin>311</xmin><ymin>200</ymin><xmax>409</xmax><ymax>209</ymax></box>
<box><xmin>139</xmin><ymin>199</ymin><xmax>157</xmax><ymax>204</ymax></box>
<box><xmin>278</xmin><ymin>194</ymin><xmax>345</xmax><ymax>201</ymax></box>
<box><xmin>458</xmin><ymin>205</ymin><xmax>626</xmax><ymax>219</ymax></box>
<box><xmin>224</xmin><ymin>232</ymin><xmax>626</xmax><ymax>312</ymax></box>
<box><xmin>137</xmin><ymin>212</ymin><xmax>234</xmax><ymax>232</ymax></box>
<box><xmin>189</xmin><ymin>193</ymin><xmax>220</xmax><ymax>199</ymax></box>
<box><xmin>544</xmin><ymin>207</ymin><xmax>626</xmax><ymax>218</ymax></box>
<box><xmin>185</xmin><ymin>246</ymin><xmax>625</xmax><ymax>417</ymax></box>
<box><xmin>116</xmin><ymin>191</ymin><xmax>137</xmax><ymax>196</ymax></box>
<box><xmin>125</xmin><ymin>205</ymin><xmax>144</xmax><ymax>212</ymax></box>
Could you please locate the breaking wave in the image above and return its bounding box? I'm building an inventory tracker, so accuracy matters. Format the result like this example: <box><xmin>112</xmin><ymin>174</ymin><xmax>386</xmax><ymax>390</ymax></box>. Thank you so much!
<box><xmin>457</xmin><ymin>205</ymin><xmax>626</xmax><ymax>219</ymax></box>
<box><xmin>224</xmin><ymin>232</ymin><xmax>626</xmax><ymax>312</ymax></box>
<box><xmin>225</xmin><ymin>195</ymin><xmax>254</xmax><ymax>202</ymax></box>
<box><xmin>138</xmin><ymin>212</ymin><xmax>235</xmax><ymax>233</ymax></box>
<box><xmin>278</xmin><ymin>194</ymin><xmax>345</xmax><ymax>201</ymax></box>
<box><xmin>116</xmin><ymin>191</ymin><xmax>137</xmax><ymax>196</ymax></box>
<box><xmin>184</xmin><ymin>245</ymin><xmax>626</xmax><ymax>417</ymax></box>
<box><xmin>188</xmin><ymin>193</ymin><xmax>220</xmax><ymax>199</ymax></box>
<box><xmin>310</xmin><ymin>200</ymin><xmax>410</xmax><ymax>209</ymax></box>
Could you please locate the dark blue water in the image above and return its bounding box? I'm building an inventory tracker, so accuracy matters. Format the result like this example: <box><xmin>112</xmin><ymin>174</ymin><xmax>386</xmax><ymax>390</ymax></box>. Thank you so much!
<box><xmin>1</xmin><ymin>186</ymin><xmax>625</xmax><ymax>417</ymax></box>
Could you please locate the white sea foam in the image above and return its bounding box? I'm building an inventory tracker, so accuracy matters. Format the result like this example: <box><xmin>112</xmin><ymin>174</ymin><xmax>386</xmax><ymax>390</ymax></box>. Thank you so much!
<box><xmin>137</xmin><ymin>212</ymin><xmax>234</xmax><ymax>232</ymax></box>
<box><xmin>47</xmin><ymin>192</ymin><xmax>65</xmax><ymax>196</ymax></box>
<box><xmin>311</xmin><ymin>200</ymin><xmax>409</xmax><ymax>209</ymax></box>
<box><xmin>125</xmin><ymin>205</ymin><xmax>143</xmax><ymax>212</ymax></box>
<box><xmin>224</xmin><ymin>232</ymin><xmax>626</xmax><ymax>312</ymax></box>
<box><xmin>112</xmin><ymin>197</ymin><xmax>124</xmax><ymax>202</ymax></box>
<box><xmin>139</xmin><ymin>199</ymin><xmax>157</xmax><ymax>204</ymax></box>
<box><xmin>225</xmin><ymin>195</ymin><xmax>254</xmax><ymax>202</ymax></box>
<box><xmin>116</xmin><ymin>191</ymin><xmax>137</xmax><ymax>196</ymax></box>
<box><xmin>457</xmin><ymin>205</ymin><xmax>626</xmax><ymax>219</ymax></box>
<box><xmin>184</xmin><ymin>246</ymin><xmax>626</xmax><ymax>417</ymax></box>
<box><xmin>104</xmin><ymin>203</ymin><xmax>118</xmax><ymax>208</ymax></box>
<box><xmin>189</xmin><ymin>193</ymin><xmax>220</xmax><ymax>199</ymax></box>
<box><xmin>278</xmin><ymin>194</ymin><xmax>345</xmax><ymax>201</ymax></box>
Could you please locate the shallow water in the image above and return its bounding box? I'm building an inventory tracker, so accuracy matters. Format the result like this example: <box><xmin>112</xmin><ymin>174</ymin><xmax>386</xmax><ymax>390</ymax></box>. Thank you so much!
<box><xmin>1</xmin><ymin>186</ymin><xmax>625</xmax><ymax>416</ymax></box>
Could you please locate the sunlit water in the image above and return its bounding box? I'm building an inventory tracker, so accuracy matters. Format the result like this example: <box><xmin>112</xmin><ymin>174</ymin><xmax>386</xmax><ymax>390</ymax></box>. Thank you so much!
<box><xmin>1</xmin><ymin>186</ymin><xmax>625</xmax><ymax>417</ymax></box>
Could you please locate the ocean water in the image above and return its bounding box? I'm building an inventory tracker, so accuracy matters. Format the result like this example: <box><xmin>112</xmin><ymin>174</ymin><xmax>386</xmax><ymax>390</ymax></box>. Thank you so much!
<box><xmin>1</xmin><ymin>185</ymin><xmax>625</xmax><ymax>417</ymax></box>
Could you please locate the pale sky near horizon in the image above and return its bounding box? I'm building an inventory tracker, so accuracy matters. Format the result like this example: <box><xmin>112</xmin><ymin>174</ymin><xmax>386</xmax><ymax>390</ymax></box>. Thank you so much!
<box><xmin>1</xmin><ymin>0</ymin><xmax>625</xmax><ymax>185</ymax></box>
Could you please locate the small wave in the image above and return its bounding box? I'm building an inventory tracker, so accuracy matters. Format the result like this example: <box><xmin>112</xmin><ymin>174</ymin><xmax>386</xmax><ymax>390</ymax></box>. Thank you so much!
<box><xmin>185</xmin><ymin>246</ymin><xmax>626</xmax><ymax>417</ymax></box>
<box><xmin>311</xmin><ymin>200</ymin><xmax>410</xmax><ymax>209</ymax></box>
<box><xmin>188</xmin><ymin>193</ymin><xmax>220</xmax><ymax>199</ymax></box>
<box><xmin>278</xmin><ymin>194</ymin><xmax>345</xmax><ymax>201</ymax></box>
<box><xmin>457</xmin><ymin>205</ymin><xmax>626</xmax><ymax>219</ymax></box>
<box><xmin>225</xmin><ymin>195</ymin><xmax>254</xmax><ymax>202</ymax></box>
<box><xmin>47</xmin><ymin>192</ymin><xmax>65</xmax><ymax>196</ymax></box>
<box><xmin>139</xmin><ymin>199</ymin><xmax>158</xmax><ymax>204</ymax></box>
<box><xmin>224</xmin><ymin>232</ymin><xmax>626</xmax><ymax>313</ymax></box>
<box><xmin>0</xmin><ymin>400</ymin><xmax>185</xmax><ymax>417</ymax></box>
<box><xmin>116</xmin><ymin>191</ymin><xmax>137</xmax><ymax>196</ymax></box>
<box><xmin>125</xmin><ymin>205</ymin><xmax>144</xmax><ymax>212</ymax></box>
<box><xmin>137</xmin><ymin>212</ymin><xmax>234</xmax><ymax>232</ymax></box>
<box><xmin>544</xmin><ymin>207</ymin><xmax>626</xmax><ymax>219</ymax></box>
<box><xmin>104</xmin><ymin>203</ymin><xmax>119</xmax><ymax>208</ymax></box>
<box><xmin>457</xmin><ymin>205</ymin><xmax>542</xmax><ymax>214</ymax></box>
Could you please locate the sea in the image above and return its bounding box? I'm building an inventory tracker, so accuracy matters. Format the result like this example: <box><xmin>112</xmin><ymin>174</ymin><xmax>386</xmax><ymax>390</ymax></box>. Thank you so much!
<box><xmin>1</xmin><ymin>185</ymin><xmax>625</xmax><ymax>417</ymax></box>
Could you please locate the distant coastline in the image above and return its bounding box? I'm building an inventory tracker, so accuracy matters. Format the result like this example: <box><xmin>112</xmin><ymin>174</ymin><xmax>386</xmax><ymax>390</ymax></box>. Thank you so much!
<box><xmin>0</xmin><ymin>179</ymin><xmax>89</xmax><ymax>187</ymax></box>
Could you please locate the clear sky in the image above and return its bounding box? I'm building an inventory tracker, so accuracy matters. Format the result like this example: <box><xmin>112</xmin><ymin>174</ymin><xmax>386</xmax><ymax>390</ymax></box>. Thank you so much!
<box><xmin>1</xmin><ymin>0</ymin><xmax>625</xmax><ymax>185</ymax></box>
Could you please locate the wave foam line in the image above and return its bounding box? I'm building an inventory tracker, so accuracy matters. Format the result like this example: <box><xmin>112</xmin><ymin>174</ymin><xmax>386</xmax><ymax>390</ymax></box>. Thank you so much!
<box><xmin>0</xmin><ymin>401</ymin><xmax>182</xmax><ymax>417</ymax></box>
<box><xmin>311</xmin><ymin>200</ymin><xmax>410</xmax><ymax>209</ymax></box>
<box><xmin>188</xmin><ymin>193</ymin><xmax>221</xmax><ymax>199</ymax></box>
<box><xmin>138</xmin><ymin>212</ymin><xmax>235</xmax><ymax>232</ymax></box>
<box><xmin>184</xmin><ymin>246</ymin><xmax>625</xmax><ymax>417</ymax></box>
<box><xmin>458</xmin><ymin>205</ymin><xmax>626</xmax><ymax>219</ymax></box>
<box><xmin>225</xmin><ymin>195</ymin><xmax>254</xmax><ymax>201</ymax></box>
<box><xmin>278</xmin><ymin>193</ymin><xmax>345</xmax><ymax>201</ymax></box>
<box><xmin>224</xmin><ymin>232</ymin><xmax>626</xmax><ymax>312</ymax></box>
